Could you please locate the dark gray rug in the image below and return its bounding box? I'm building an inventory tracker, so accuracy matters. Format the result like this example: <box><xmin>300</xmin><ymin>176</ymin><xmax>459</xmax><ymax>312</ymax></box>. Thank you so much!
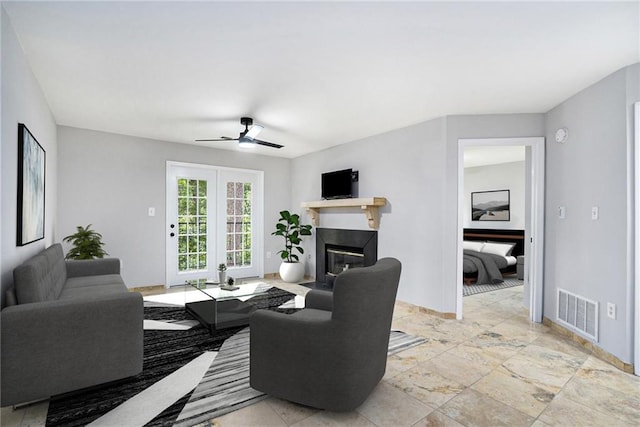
<box><xmin>45</xmin><ymin>288</ymin><xmax>296</xmax><ymax>427</ymax></box>
<box><xmin>46</xmin><ymin>289</ymin><xmax>426</xmax><ymax>426</ymax></box>
<box><xmin>463</xmin><ymin>278</ymin><xmax>523</xmax><ymax>297</ymax></box>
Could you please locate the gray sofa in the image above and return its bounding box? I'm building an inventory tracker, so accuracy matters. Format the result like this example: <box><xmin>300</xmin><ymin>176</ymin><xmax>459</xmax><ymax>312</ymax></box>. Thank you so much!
<box><xmin>1</xmin><ymin>243</ymin><xmax>143</xmax><ymax>406</ymax></box>
<box><xmin>250</xmin><ymin>257</ymin><xmax>402</xmax><ymax>411</ymax></box>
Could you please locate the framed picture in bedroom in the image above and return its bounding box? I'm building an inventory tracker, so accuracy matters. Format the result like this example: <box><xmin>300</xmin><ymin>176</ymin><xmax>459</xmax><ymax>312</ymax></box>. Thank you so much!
<box><xmin>17</xmin><ymin>123</ymin><xmax>46</xmax><ymax>246</ymax></box>
<box><xmin>471</xmin><ymin>189</ymin><xmax>510</xmax><ymax>221</ymax></box>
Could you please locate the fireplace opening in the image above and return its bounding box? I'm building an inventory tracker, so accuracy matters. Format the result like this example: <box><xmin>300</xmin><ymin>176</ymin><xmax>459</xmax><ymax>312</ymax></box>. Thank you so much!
<box><xmin>326</xmin><ymin>246</ymin><xmax>365</xmax><ymax>277</ymax></box>
<box><xmin>304</xmin><ymin>228</ymin><xmax>377</xmax><ymax>290</ymax></box>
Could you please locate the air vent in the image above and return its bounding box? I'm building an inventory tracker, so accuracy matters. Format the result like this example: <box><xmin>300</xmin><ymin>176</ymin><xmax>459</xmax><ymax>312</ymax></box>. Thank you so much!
<box><xmin>557</xmin><ymin>288</ymin><xmax>598</xmax><ymax>341</ymax></box>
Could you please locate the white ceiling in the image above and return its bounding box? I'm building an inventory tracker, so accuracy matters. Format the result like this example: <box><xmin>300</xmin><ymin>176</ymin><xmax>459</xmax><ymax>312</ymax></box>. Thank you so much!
<box><xmin>3</xmin><ymin>1</ymin><xmax>639</xmax><ymax>159</ymax></box>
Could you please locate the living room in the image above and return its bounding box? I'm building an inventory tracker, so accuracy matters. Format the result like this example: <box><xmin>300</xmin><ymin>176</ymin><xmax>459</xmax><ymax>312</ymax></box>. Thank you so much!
<box><xmin>1</xmin><ymin>1</ymin><xmax>639</xmax><ymax>425</ymax></box>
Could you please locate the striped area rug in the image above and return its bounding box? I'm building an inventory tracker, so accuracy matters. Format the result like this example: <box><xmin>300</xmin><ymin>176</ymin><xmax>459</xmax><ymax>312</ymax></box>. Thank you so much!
<box><xmin>388</xmin><ymin>330</ymin><xmax>426</xmax><ymax>355</ymax></box>
<box><xmin>174</xmin><ymin>328</ymin><xmax>427</xmax><ymax>426</ymax></box>
<box><xmin>173</xmin><ymin>328</ymin><xmax>263</xmax><ymax>426</ymax></box>
<box><xmin>46</xmin><ymin>289</ymin><xmax>425</xmax><ymax>426</ymax></box>
<box><xmin>463</xmin><ymin>278</ymin><xmax>524</xmax><ymax>297</ymax></box>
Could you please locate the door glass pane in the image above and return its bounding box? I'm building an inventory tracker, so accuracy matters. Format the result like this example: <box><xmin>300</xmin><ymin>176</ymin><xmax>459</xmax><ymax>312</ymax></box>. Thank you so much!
<box><xmin>177</xmin><ymin>178</ymin><xmax>208</xmax><ymax>273</ymax></box>
<box><xmin>226</xmin><ymin>181</ymin><xmax>252</xmax><ymax>267</ymax></box>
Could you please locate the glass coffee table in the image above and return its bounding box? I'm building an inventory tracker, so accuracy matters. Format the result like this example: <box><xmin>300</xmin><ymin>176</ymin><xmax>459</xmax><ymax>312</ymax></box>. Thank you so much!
<box><xmin>184</xmin><ymin>281</ymin><xmax>271</xmax><ymax>333</ymax></box>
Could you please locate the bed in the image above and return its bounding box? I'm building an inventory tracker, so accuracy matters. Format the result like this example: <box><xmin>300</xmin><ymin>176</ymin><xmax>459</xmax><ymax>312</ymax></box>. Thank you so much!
<box><xmin>462</xmin><ymin>228</ymin><xmax>524</xmax><ymax>286</ymax></box>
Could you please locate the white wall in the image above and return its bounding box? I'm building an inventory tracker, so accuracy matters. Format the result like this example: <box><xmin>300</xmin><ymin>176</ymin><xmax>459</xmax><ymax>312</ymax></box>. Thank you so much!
<box><xmin>1</xmin><ymin>8</ymin><xmax>57</xmax><ymax>306</ymax></box>
<box><xmin>292</xmin><ymin>117</ymin><xmax>447</xmax><ymax>309</ymax></box>
<box><xmin>292</xmin><ymin>114</ymin><xmax>544</xmax><ymax>313</ymax></box>
<box><xmin>463</xmin><ymin>161</ymin><xmax>525</xmax><ymax>230</ymax></box>
<box><xmin>57</xmin><ymin>126</ymin><xmax>290</xmax><ymax>287</ymax></box>
<box><xmin>544</xmin><ymin>63</ymin><xmax>639</xmax><ymax>364</ymax></box>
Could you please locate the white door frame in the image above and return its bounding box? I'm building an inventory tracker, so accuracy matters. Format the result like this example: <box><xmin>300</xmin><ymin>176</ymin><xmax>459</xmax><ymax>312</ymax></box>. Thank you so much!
<box><xmin>456</xmin><ymin>137</ymin><xmax>545</xmax><ymax>322</ymax></box>
<box><xmin>634</xmin><ymin>102</ymin><xmax>639</xmax><ymax>375</ymax></box>
<box><xmin>166</xmin><ymin>161</ymin><xmax>264</xmax><ymax>287</ymax></box>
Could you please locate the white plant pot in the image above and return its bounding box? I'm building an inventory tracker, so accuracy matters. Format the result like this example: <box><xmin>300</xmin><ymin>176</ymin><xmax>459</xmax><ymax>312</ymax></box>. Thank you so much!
<box><xmin>279</xmin><ymin>261</ymin><xmax>305</xmax><ymax>283</ymax></box>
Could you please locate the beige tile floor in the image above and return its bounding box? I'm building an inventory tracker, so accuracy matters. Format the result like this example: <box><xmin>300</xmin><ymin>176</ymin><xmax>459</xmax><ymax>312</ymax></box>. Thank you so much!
<box><xmin>3</xmin><ymin>282</ymin><xmax>639</xmax><ymax>427</ymax></box>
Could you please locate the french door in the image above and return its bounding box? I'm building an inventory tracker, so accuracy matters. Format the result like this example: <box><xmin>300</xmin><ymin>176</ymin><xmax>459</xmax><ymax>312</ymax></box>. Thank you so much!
<box><xmin>217</xmin><ymin>169</ymin><xmax>262</xmax><ymax>279</ymax></box>
<box><xmin>166</xmin><ymin>162</ymin><xmax>263</xmax><ymax>287</ymax></box>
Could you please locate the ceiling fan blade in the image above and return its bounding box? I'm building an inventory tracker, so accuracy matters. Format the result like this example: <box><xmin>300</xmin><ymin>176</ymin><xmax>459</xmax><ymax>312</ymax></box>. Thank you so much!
<box><xmin>195</xmin><ymin>136</ymin><xmax>238</xmax><ymax>142</ymax></box>
<box><xmin>254</xmin><ymin>138</ymin><xmax>284</xmax><ymax>149</ymax></box>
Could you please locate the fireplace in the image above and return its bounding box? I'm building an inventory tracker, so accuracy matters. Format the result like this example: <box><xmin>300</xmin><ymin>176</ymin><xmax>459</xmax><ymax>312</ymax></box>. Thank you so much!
<box><xmin>310</xmin><ymin>228</ymin><xmax>378</xmax><ymax>289</ymax></box>
<box><xmin>326</xmin><ymin>247</ymin><xmax>365</xmax><ymax>277</ymax></box>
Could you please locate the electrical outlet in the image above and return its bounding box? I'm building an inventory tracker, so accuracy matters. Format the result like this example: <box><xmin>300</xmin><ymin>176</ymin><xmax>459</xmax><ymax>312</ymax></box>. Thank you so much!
<box><xmin>308</xmin><ymin>254</ymin><xmax>312</xmax><ymax>261</ymax></box>
<box><xmin>607</xmin><ymin>302</ymin><xmax>616</xmax><ymax>320</ymax></box>
<box><xmin>266</xmin><ymin>251</ymin><xmax>272</xmax><ymax>259</ymax></box>
<box><xmin>591</xmin><ymin>206</ymin><xmax>599</xmax><ymax>220</ymax></box>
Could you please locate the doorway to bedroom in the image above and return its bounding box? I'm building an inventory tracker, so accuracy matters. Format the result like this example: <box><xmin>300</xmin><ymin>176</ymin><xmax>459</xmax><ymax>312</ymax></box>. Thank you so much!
<box><xmin>457</xmin><ymin>137</ymin><xmax>545</xmax><ymax>322</ymax></box>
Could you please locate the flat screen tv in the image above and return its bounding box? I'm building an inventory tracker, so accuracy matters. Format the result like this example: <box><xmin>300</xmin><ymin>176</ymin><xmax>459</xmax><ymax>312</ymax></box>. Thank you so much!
<box><xmin>321</xmin><ymin>168</ymin><xmax>353</xmax><ymax>199</ymax></box>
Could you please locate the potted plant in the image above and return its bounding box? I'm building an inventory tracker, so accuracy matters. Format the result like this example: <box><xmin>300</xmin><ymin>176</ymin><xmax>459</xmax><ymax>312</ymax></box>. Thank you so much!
<box><xmin>272</xmin><ymin>210</ymin><xmax>313</xmax><ymax>282</ymax></box>
<box><xmin>63</xmin><ymin>224</ymin><xmax>108</xmax><ymax>260</ymax></box>
<box><xmin>217</xmin><ymin>263</ymin><xmax>227</xmax><ymax>285</ymax></box>
<box><xmin>221</xmin><ymin>276</ymin><xmax>239</xmax><ymax>291</ymax></box>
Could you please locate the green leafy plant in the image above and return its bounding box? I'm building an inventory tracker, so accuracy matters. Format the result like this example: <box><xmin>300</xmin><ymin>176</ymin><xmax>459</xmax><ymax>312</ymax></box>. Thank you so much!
<box><xmin>272</xmin><ymin>210</ymin><xmax>312</xmax><ymax>263</ymax></box>
<box><xmin>218</xmin><ymin>263</ymin><xmax>227</xmax><ymax>272</ymax></box>
<box><xmin>63</xmin><ymin>224</ymin><xmax>108</xmax><ymax>260</ymax></box>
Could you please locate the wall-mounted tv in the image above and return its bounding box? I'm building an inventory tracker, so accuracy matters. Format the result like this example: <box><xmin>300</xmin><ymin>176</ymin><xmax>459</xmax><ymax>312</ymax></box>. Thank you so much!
<box><xmin>321</xmin><ymin>168</ymin><xmax>355</xmax><ymax>199</ymax></box>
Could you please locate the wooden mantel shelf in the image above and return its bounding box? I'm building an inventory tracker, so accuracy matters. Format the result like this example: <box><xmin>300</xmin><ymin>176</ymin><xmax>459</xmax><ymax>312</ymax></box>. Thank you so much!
<box><xmin>301</xmin><ymin>197</ymin><xmax>387</xmax><ymax>229</ymax></box>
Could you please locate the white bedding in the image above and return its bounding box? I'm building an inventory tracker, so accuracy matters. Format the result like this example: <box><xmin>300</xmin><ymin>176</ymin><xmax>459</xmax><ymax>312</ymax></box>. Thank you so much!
<box><xmin>463</xmin><ymin>240</ymin><xmax>517</xmax><ymax>266</ymax></box>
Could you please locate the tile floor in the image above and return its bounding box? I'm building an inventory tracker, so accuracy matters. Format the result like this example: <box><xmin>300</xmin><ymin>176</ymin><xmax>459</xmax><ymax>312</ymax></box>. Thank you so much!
<box><xmin>2</xmin><ymin>282</ymin><xmax>639</xmax><ymax>427</ymax></box>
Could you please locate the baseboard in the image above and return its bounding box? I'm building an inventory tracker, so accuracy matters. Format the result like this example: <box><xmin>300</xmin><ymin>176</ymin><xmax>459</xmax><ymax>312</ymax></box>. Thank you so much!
<box><xmin>129</xmin><ymin>285</ymin><xmax>165</xmax><ymax>292</ymax></box>
<box><xmin>419</xmin><ymin>306</ymin><xmax>456</xmax><ymax>320</ymax></box>
<box><xmin>542</xmin><ymin>316</ymin><xmax>634</xmax><ymax>374</ymax></box>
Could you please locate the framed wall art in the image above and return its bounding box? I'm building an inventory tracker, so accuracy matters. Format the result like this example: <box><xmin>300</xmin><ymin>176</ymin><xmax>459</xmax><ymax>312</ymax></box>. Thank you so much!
<box><xmin>471</xmin><ymin>189</ymin><xmax>510</xmax><ymax>221</ymax></box>
<box><xmin>17</xmin><ymin>123</ymin><xmax>46</xmax><ymax>246</ymax></box>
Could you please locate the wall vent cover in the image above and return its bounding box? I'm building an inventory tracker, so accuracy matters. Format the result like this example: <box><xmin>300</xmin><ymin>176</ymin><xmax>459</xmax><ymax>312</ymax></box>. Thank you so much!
<box><xmin>557</xmin><ymin>288</ymin><xmax>598</xmax><ymax>341</ymax></box>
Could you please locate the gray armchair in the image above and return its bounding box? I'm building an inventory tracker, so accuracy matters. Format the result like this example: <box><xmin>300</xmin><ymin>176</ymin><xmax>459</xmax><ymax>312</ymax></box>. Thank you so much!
<box><xmin>250</xmin><ymin>257</ymin><xmax>401</xmax><ymax>411</ymax></box>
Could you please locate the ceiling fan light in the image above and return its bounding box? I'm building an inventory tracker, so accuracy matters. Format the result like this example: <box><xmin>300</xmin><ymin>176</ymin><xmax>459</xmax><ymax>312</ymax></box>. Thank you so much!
<box><xmin>238</xmin><ymin>138</ymin><xmax>256</xmax><ymax>148</ymax></box>
<box><xmin>244</xmin><ymin>124</ymin><xmax>264</xmax><ymax>140</ymax></box>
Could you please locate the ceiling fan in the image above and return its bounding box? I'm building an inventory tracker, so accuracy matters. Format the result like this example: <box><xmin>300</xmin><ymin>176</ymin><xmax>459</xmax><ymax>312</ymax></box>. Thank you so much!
<box><xmin>196</xmin><ymin>117</ymin><xmax>284</xmax><ymax>149</ymax></box>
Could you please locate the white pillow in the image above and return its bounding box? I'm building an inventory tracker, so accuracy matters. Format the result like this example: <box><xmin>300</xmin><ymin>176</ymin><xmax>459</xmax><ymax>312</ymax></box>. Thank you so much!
<box><xmin>463</xmin><ymin>241</ymin><xmax>484</xmax><ymax>252</ymax></box>
<box><xmin>481</xmin><ymin>242</ymin><xmax>515</xmax><ymax>257</ymax></box>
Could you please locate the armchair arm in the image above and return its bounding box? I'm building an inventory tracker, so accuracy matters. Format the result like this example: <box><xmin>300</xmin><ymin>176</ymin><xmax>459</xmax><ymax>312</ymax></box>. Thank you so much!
<box><xmin>1</xmin><ymin>291</ymin><xmax>143</xmax><ymax>406</ymax></box>
<box><xmin>66</xmin><ymin>258</ymin><xmax>121</xmax><ymax>277</ymax></box>
<box><xmin>304</xmin><ymin>289</ymin><xmax>333</xmax><ymax>311</ymax></box>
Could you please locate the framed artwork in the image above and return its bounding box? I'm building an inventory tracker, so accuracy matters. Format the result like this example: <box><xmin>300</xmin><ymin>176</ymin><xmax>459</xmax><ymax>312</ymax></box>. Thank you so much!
<box><xmin>17</xmin><ymin>123</ymin><xmax>46</xmax><ymax>246</ymax></box>
<box><xmin>471</xmin><ymin>189</ymin><xmax>510</xmax><ymax>221</ymax></box>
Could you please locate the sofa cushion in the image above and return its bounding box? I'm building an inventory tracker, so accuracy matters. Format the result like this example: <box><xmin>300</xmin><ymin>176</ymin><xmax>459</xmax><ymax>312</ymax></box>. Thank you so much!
<box><xmin>13</xmin><ymin>244</ymin><xmax>67</xmax><ymax>304</ymax></box>
<box><xmin>58</xmin><ymin>282</ymin><xmax>128</xmax><ymax>300</ymax></box>
<box><xmin>64</xmin><ymin>274</ymin><xmax>125</xmax><ymax>290</ymax></box>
